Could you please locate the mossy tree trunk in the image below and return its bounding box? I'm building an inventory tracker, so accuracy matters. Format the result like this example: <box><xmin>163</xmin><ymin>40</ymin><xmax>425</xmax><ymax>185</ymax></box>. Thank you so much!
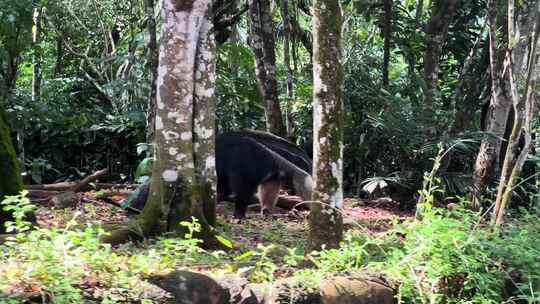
<box><xmin>248</xmin><ymin>0</ymin><xmax>287</xmax><ymax>138</ymax></box>
<box><xmin>308</xmin><ymin>0</ymin><xmax>344</xmax><ymax>251</ymax></box>
<box><xmin>0</xmin><ymin>111</ymin><xmax>30</xmax><ymax>233</ymax></box>
<box><xmin>102</xmin><ymin>0</ymin><xmax>218</xmax><ymax>246</ymax></box>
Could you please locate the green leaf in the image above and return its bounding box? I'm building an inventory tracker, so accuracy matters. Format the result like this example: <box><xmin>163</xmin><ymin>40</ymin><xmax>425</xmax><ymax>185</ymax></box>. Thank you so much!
<box><xmin>215</xmin><ymin>235</ymin><xmax>233</xmax><ymax>249</ymax></box>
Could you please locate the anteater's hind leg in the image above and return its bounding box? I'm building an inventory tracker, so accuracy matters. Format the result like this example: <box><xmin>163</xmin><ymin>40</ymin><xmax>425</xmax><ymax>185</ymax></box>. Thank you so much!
<box><xmin>257</xmin><ymin>178</ymin><xmax>281</xmax><ymax>217</ymax></box>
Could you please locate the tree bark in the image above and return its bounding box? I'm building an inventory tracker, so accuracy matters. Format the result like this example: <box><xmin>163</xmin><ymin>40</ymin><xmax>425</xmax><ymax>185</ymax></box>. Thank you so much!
<box><xmin>248</xmin><ymin>0</ymin><xmax>287</xmax><ymax>137</ymax></box>
<box><xmin>308</xmin><ymin>0</ymin><xmax>344</xmax><ymax>251</ymax></box>
<box><xmin>0</xmin><ymin>111</ymin><xmax>34</xmax><ymax>233</ymax></box>
<box><xmin>53</xmin><ymin>37</ymin><xmax>64</xmax><ymax>78</ymax></box>
<box><xmin>382</xmin><ymin>0</ymin><xmax>392</xmax><ymax>87</ymax></box>
<box><xmin>492</xmin><ymin>0</ymin><xmax>540</xmax><ymax>224</ymax></box>
<box><xmin>470</xmin><ymin>0</ymin><xmax>517</xmax><ymax>208</ymax></box>
<box><xmin>448</xmin><ymin>32</ymin><xmax>490</xmax><ymax>135</ymax></box>
<box><xmin>144</xmin><ymin>0</ymin><xmax>159</xmax><ymax>143</ymax></box>
<box><xmin>32</xmin><ymin>7</ymin><xmax>42</xmax><ymax>102</ymax></box>
<box><xmin>281</xmin><ymin>0</ymin><xmax>294</xmax><ymax>137</ymax></box>
<box><xmin>102</xmin><ymin>0</ymin><xmax>218</xmax><ymax>246</ymax></box>
<box><xmin>420</xmin><ymin>0</ymin><xmax>459</xmax><ymax>133</ymax></box>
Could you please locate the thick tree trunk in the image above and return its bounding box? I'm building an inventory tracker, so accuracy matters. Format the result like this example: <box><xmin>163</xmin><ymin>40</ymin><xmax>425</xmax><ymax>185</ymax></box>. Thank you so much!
<box><xmin>382</xmin><ymin>0</ymin><xmax>392</xmax><ymax>87</ymax></box>
<box><xmin>32</xmin><ymin>7</ymin><xmax>43</xmax><ymax>102</ymax></box>
<box><xmin>102</xmin><ymin>0</ymin><xmax>218</xmax><ymax>246</ymax></box>
<box><xmin>308</xmin><ymin>0</ymin><xmax>344</xmax><ymax>251</ymax></box>
<box><xmin>0</xmin><ymin>111</ymin><xmax>34</xmax><ymax>233</ymax></box>
<box><xmin>281</xmin><ymin>0</ymin><xmax>294</xmax><ymax>137</ymax></box>
<box><xmin>420</xmin><ymin>0</ymin><xmax>459</xmax><ymax>133</ymax></box>
<box><xmin>144</xmin><ymin>0</ymin><xmax>159</xmax><ymax>143</ymax></box>
<box><xmin>248</xmin><ymin>0</ymin><xmax>287</xmax><ymax>137</ymax></box>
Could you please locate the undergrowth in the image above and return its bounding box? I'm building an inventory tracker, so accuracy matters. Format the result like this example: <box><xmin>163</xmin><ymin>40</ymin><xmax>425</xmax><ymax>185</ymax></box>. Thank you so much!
<box><xmin>2</xmin><ymin>186</ymin><xmax>540</xmax><ymax>303</ymax></box>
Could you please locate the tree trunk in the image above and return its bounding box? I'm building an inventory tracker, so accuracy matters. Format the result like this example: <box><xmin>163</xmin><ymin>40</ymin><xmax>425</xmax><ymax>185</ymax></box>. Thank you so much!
<box><xmin>102</xmin><ymin>0</ymin><xmax>218</xmax><ymax>246</ymax></box>
<box><xmin>420</xmin><ymin>0</ymin><xmax>459</xmax><ymax>133</ymax></box>
<box><xmin>382</xmin><ymin>0</ymin><xmax>392</xmax><ymax>87</ymax></box>
<box><xmin>248</xmin><ymin>0</ymin><xmax>287</xmax><ymax>137</ymax></box>
<box><xmin>32</xmin><ymin>7</ymin><xmax>43</xmax><ymax>102</ymax></box>
<box><xmin>492</xmin><ymin>0</ymin><xmax>540</xmax><ymax>224</ymax></box>
<box><xmin>281</xmin><ymin>0</ymin><xmax>294</xmax><ymax>137</ymax></box>
<box><xmin>448</xmin><ymin>33</ymin><xmax>490</xmax><ymax>135</ymax></box>
<box><xmin>415</xmin><ymin>0</ymin><xmax>424</xmax><ymax>27</ymax></box>
<box><xmin>0</xmin><ymin>111</ymin><xmax>34</xmax><ymax>233</ymax></box>
<box><xmin>308</xmin><ymin>0</ymin><xmax>344</xmax><ymax>251</ymax></box>
<box><xmin>53</xmin><ymin>37</ymin><xmax>64</xmax><ymax>78</ymax></box>
<box><xmin>470</xmin><ymin>0</ymin><xmax>525</xmax><ymax>208</ymax></box>
<box><xmin>144</xmin><ymin>0</ymin><xmax>159</xmax><ymax>143</ymax></box>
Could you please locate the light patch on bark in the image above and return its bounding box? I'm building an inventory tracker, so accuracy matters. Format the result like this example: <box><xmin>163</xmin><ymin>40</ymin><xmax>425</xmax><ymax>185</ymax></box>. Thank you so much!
<box><xmin>205</xmin><ymin>155</ymin><xmax>215</xmax><ymax>170</ymax></box>
<box><xmin>168</xmin><ymin>111</ymin><xmax>187</xmax><ymax>124</ymax></box>
<box><xmin>155</xmin><ymin>116</ymin><xmax>164</xmax><ymax>130</ymax></box>
<box><xmin>176</xmin><ymin>153</ymin><xmax>187</xmax><ymax>162</ymax></box>
<box><xmin>180</xmin><ymin>132</ymin><xmax>192</xmax><ymax>140</ymax></box>
<box><xmin>162</xmin><ymin>169</ymin><xmax>178</xmax><ymax>182</ymax></box>
<box><xmin>163</xmin><ymin>130</ymin><xmax>180</xmax><ymax>140</ymax></box>
<box><xmin>168</xmin><ymin>147</ymin><xmax>178</xmax><ymax>156</ymax></box>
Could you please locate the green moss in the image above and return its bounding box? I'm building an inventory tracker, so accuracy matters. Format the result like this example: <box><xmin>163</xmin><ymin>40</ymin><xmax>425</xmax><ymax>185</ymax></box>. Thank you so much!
<box><xmin>0</xmin><ymin>112</ymin><xmax>22</xmax><ymax>197</ymax></box>
<box><xmin>0</xmin><ymin>111</ymin><xmax>25</xmax><ymax>233</ymax></box>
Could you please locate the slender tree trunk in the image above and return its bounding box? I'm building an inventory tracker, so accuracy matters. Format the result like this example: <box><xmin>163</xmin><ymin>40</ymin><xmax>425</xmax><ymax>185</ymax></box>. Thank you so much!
<box><xmin>308</xmin><ymin>0</ymin><xmax>344</xmax><ymax>251</ymax></box>
<box><xmin>32</xmin><ymin>7</ymin><xmax>43</xmax><ymax>102</ymax></box>
<box><xmin>248</xmin><ymin>0</ymin><xmax>287</xmax><ymax>137</ymax></box>
<box><xmin>415</xmin><ymin>0</ymin><xmax>424</xmax><ymax>27</ymax></box>
<box><xmin>53</xmin><ymin>37</ymin><xmax>64</xmax><ymax>78</ymax></box>
<box><xmin>420</xmin><ymin>0</ymin><xmax>459</xmax><ymax>133</ymax></box>
<box><xmin>492</xmin><ymin>0</ymin><xmax>540</xmax><ymax>224</ymax></box>
<box><xmin>281</xmin><ymin>0</ymin><xmax>294</xmax><ymax>137</ymax></box>
<box><xmin>145</xmin><ymin>0</ymin><xmax>159</xmax><ymax>143</ymax></box>
<box><xmin>102</xmin><ymin>0</ymin><xmax>218</xmax><ymax>246</ymax></box>
<box><xmin>448</xmin><ymin>32</ymin><xmax>490</xmax><ymax>135</ymax></box>
<box><xmin>470</xmin><ymin>0</ymin><xmax>534</xmax><ymax>208</ymax></box>
<box><xmin>382</xmin><ymin>0</ymin><xmax>392</xmax><ymax>87</ymax></box>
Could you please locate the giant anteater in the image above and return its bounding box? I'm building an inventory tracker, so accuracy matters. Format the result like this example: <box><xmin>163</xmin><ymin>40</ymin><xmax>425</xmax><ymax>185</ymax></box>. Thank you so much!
<box><xmin>124</xmin><ymin>130</ymin><xmax>313</xmax><ymax>219</ymax></box>
<box><xmin>217</xmin><ymin>130</ymin><xmax>312</xmax><ymax>218</ymax></box>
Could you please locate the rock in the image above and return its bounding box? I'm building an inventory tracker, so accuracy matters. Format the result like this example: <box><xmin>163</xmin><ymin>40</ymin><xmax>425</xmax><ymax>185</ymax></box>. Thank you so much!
<box><xmin>320</xmin><ymin>275</ymin><xmax>395</xmax><ymax>304</ymax></box>
<box><xmin>216</xmin><ymin>275</ymin><xmax>250</xmax><ymax>303</ymax></box>
<box><xmin>240</xmin><ymin>283</ymin><xmax>272</xmax><ymax>304</ymax></box>
<box><xmin>51</xmin><ymin>191</ymin><xmax>79</xmax><ymax>208</ymax></box>
<box><xmin>275</xmin><ymin>279</ymin><xmax>323</xmax><ymax>304</ymax></box>
<box><xmin>145</xmin><ymin>270</ymin><xmax>230</xmax><ymax>304</ymax></box>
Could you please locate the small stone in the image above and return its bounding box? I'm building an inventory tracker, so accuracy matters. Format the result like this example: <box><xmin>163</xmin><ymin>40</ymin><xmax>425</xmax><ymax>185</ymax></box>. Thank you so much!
<box><xmin>52</xmin><ymin>191</ymin><xmax>79</xmax><ymax>209</ymax></box>
<box><xmin>320</xmin><ymin>276</ymin><xmax>395</xmax><ymax>304</ymax></box>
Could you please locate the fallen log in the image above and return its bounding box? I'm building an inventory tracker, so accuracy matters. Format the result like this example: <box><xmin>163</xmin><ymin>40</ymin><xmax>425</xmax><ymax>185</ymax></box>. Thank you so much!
<box><xmin>71</xmin><ymin>168</ymin><xmax>109</xmax><ymax>192</ymax></box>
<box><xmin>26</xmin><ymin>182</ymin><xmax>76</xmax><ymax>191</ymax></box>
<box><xmin>276</xmin><ymin>195</ymin><xmax>309</xmax><ymax>210</ymax></box>
<box><xmin>28</xmin><ymin>189</ymin><xmax>61</xmax><ymax>199</ymax></box>
<box><xmin>25</xmin><ymin>168</ymin><xmax>109</xmax><ymax>192</ymax></box>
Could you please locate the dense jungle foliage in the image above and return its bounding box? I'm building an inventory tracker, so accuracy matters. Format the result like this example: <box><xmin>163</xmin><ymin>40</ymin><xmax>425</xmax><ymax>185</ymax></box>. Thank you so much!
<box><xmin>2</xmin><ymin>0</ymin><xmax>540</xmax><ymax>303</ymax></box>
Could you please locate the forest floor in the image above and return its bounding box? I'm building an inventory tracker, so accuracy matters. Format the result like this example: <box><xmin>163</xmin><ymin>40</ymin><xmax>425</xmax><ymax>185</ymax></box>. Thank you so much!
<box><xmin>6</xmin><ymin>191</ymin><xmax>413</xmax><ymax>302</ymax></box>
<box><xmin>35</xmin><ymin>190</ymin><xmax>413</xmax><ymax>247</ymax></box>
